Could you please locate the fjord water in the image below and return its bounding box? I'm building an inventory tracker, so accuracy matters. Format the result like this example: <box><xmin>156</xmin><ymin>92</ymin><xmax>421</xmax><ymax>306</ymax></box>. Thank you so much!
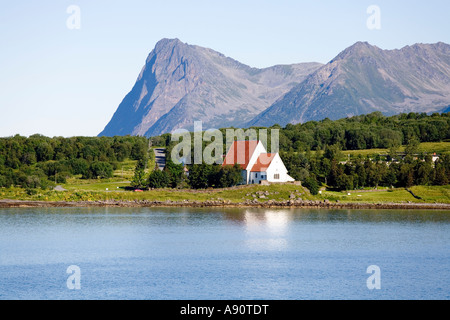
<box><xmin>0</xmin><ymin>207</ymin><xmax>448</xmax><ymax>300</ymax></box>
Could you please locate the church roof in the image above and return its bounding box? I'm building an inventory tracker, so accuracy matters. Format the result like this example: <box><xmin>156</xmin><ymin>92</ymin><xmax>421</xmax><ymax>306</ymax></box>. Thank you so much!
<box><xmin>250</xmin><ymin>153</ymin><xmax>276</xmax><ymax>172</ymax></box>
<box><xmin>222</xmin><ymin>140</ymin><xmax>258</xmax><ymax>169</ymax></box>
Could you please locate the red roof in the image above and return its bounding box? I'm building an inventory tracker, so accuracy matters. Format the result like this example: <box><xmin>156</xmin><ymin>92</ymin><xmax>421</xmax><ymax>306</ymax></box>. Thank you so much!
<box><xmin>250</xmin><ymin>153</ymin><xmax>276</xmax><ymax>172</ymax></box>
<box><xmin>222</xmin><ymin>140</ymin><xmax>258</xmax><ymax>169</ymax></box>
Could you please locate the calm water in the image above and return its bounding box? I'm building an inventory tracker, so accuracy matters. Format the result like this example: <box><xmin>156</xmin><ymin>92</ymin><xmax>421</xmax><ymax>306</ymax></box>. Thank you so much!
<box><xmin>0</xmin><ymin>207</ymin><xmax>449</xmax><ymax>300</ymax></box>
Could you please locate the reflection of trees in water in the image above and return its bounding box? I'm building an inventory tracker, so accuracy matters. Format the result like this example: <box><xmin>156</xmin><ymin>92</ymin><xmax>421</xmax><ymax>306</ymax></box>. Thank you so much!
<box><xmin>81</xmin><ymin>207</ymin><xmax>450</xmax><ymax>227</ymax></box>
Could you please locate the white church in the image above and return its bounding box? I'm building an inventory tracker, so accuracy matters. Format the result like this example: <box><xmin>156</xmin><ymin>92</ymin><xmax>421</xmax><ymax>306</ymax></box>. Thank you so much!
<box><xmin>222</xmin><ymin>140</ymin><xmax>295</xmax><ymax>185</ymax></box>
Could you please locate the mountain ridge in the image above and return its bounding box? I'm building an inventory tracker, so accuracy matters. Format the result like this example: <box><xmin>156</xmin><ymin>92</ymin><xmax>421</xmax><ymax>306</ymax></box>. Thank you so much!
<box><xmin>248</xmin><ymin>41</ymin><xmax>450</xmax><ymax>127</ymax></box>
<box><xmin>99</xmin><ymin>38</ymin><xmax>322</xmax><ymax>137</ymax></box>
<box><xmin>100</xmin><ymin>39</ymin><xmax>450</xmax><ymax>137</ymax></box>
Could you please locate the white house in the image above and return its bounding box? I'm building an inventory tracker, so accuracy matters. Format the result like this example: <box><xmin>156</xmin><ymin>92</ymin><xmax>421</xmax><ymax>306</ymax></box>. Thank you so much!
<box><xmin>222</xmin><ymin>140</ymin><xmax>295</xmax><ymax>184</ymax></box>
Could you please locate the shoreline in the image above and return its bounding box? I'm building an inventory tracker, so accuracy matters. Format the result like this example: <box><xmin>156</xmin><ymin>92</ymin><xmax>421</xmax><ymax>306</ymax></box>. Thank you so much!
<box><xmin>1</xmin><ymin>199</ymin><xmax>449</xmax><ymax>210</ymax></box>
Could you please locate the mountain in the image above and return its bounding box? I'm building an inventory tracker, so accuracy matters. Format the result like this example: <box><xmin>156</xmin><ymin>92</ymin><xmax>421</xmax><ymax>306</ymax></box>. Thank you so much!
<box><xmin>99</xmin><ymin>38</ymin><xmax>322</xmax><ymax>137</ymax></box>
<box><xmin>440</xmin><ymin>105</ymin><xmax>450</xmax><ymax>113</ymax></box>
<box><xmin>248</xmin><ymin>42</ymin><xmax>450</xmax><ymax>127</ymax></box>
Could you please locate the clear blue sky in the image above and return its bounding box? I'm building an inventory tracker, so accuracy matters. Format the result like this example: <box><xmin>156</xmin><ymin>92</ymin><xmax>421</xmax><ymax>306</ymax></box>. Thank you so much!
<box><xmin>0</xmin><ymin>0</ymin><xmax>449</xmax><ymax>137</ymax></box>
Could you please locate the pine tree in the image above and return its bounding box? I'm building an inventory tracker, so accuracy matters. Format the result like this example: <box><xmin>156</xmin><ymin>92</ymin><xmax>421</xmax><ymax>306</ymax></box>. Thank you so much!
<box><xmin>131</xmin><ymin>159</ymin><xmax>147</xmax><ymax>189</ymax></box>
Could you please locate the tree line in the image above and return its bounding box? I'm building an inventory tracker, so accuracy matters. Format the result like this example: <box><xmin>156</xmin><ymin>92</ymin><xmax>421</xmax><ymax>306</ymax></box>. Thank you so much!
<box><xmin>148</xmin><ymin>112</ymin><xmax>449</xmax><ymax>192</ymax></box>
<box><xmin>0</xmin><ymin>135</ymin><xmax>148</xmax><ymax>189</ymax></box>
<box><xmin>278</xmin><ymin>111</ymin><xmax>449</xmax><ymax>152</ymax></box>
<box><xmin>132</xmin><ymin>158</ymin><xmax>243</xmax><ymax>190</ymax></box>
<box><xmin>281</xmin><ymin>147</ymin><xmax>449</xmax><ymax>194</ymax></box>
<box><xmin>275</xmin><ymin>112</ymin><xmax>450</xmax><ymax>193</ymax></box>
<box><xmin>1</xmin><ymin>112</ymin><xmax>449</xmax><ymax>193</ymax></box>
<box><xmin>151</xmin><ymin>111</ymin><xmax>450</xmax><ymax>154</ymax></box>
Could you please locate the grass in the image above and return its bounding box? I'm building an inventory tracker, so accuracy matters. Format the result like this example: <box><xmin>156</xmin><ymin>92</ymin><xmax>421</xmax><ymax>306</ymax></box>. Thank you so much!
<box><xmin>0</xmin><ymin>182</ymin><xmax>312</xmax><ymax>203</ymax></box>
<box><xmin>1</xmin><ymin>183</ymin><xmax>449</xmax><ymax>204</ymax></box>
<box><xmin>320</xmin><ymin>185</ymin><xmax>450</xmax><ymax>204</ymax></box>
<box><xmin>63</xmin><ymin>177</ymin><xmax>131</xmax><ymax>192</ymax></box>
<box><xmin>114</xmin><ymin>159</ymin><xmax>138</xmax><ymax>179</ymax></box>
<box><xmin>417</xmin><ymin>142</ymin><xmax>450</xmax><ymax>155</ymax></box>
<box><xmin>341</xmin><ymin>141</ymin><xmax>450</xmax><ymax>158</ymax></box>
<box><xmin>409</xmin><ymin>185</ymin><xmax>450</xmax><ymax>203</ymax></box>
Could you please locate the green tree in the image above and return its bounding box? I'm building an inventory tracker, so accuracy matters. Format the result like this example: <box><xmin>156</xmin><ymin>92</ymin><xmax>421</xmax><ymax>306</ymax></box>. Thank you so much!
<box><xmin>147</xmin><ymin>170</ymin><xmax>170</xmax><ymax>188</ymax></box>
<box><xmin>336</xmin><ymin>173</ymin><xmax>353</xmax><ymax>191</ymax></box>
<box><xmin>433</xmin><ymin>158</ymin><xmax>449</xmax><ymax>186</ymax></box>
<box><xmin>69</xmin><ymin>158</ymin><xmax>89</xmax><ymax>176</ymax></box>
<box><xmin>398</xmin><ymin>163</ymin><xmax>415</xmax><ymax>187</ymax></box>
<box><xmin>131</xmin><ymin>138</ymin><xmax>149</xmax><ymax>160</ymax></box>
<box><xmin>323</xmin><ymin>144</ymin><xmax>343</xmax><ymax>161</ymax></box>
<box><xmin>84</xmin><ymin>161</ymin><xmax>113</xmax><ymax>179</ymax></box>
<box><xmin>303</xmin><ymin>175</ymin><xmax>319</xmax><ymax>195</ymax></box>
<box><xmin>416</xmin><ymin>159</ymin><xmax>433</xmax><ymax>185</ymax></box>
<box><xmin>131</xmin><ymin>159</ymin><xmax>147</xmax><ymax>189</ymax></box>
<box><xmin>188</xmin><ymin>163</ymin><xmax>213</xmax><ymax>189</ymax></box>
<box><xmin>383</xmin><ymin>165</ymin><xmax>398</xmax><ymax>187</ymax></box>
<box><xmin>35</xmin><ymin>142</ymin><xmax>54</xmax><ymax>162</ymax></box>
<box><xmin>217</xmin><ymin>164</ymin><xmax>242</xmax><ymax>188</ymax></box>
<box><xmin>405</xmin><ymin>137</ymin><xmax>420</xmax><ymax>156</ymax></box>
<box><xmin>164</xmin><ymin>159</ymin><xmax>185</xmax><ymax>188</ymax></box>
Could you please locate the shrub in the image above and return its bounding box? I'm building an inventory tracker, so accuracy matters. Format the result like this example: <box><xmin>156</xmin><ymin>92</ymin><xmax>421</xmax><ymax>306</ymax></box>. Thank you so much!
<box><xmin>83</xmin><ymin>161</ymin><xmax>114</xmax><ymax>179</ymax></box>
<box><xmin>303</xmin><ymin>175</ymin><xmax>319</xmax><ymax>195</ymax></box>
<box><xmin>147</xmin><ymin>170</ymin><xmax>170</xmax><ymax>189</ymax></box>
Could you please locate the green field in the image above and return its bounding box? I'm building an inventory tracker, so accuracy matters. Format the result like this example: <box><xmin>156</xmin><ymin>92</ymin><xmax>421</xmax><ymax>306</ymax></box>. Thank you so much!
<box><xmin>320</xmin><ymin>185</ymin><xmax>450</xmax><ymax>204</ymax></box>
<box><xmin>0</xmin><ymin>182</ymin><xmax>314</xmax><ymax>203</ymax></box>
<box><xmin>341</xmin><ymin>141</ymin><xmax>450</xmax><ymax>158</ymax></box>
<box><xmin>1</xmin><ymin>182</ymin><xmax>448</xmax><ymax>204</ymax></box>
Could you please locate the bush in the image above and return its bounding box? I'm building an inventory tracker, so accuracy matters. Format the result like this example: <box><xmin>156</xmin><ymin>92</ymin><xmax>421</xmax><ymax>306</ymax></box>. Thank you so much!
<box><xmin>217</xmin><ymin>164</ymin><xmax>242</xmax><ymax>188</ymax></box>
<box><xmin>70</xmin><ymin>158</ymin><xmax>89</xmax><ymax>176</ymax></box>
<box><xmin>303</xmin><ymin>175</ymin><xmax>319</xmax><ymax>195</ymax></box>
<box><xmin>147</xmin><ymin>170</ymin><xmax>170</xmax><ymax>188</ymax></box>
<box><xmin>131</xmin><ymin>159</ymin><xmax>147</xmax><ymax>189</ymax></box>
<box><xmin>164</xmin><ymin>159</ymin><xmax>185</xmax><ymax>188</ymax></box>
<box><xmin>83</xmin><ymin>161</ymin><xmax>114</xmax><ymax>179</ymax></box>
<box><xmin>25</xmin><ymin>188</ymin><xmax>38</xmax><ymax>196</ymax></box>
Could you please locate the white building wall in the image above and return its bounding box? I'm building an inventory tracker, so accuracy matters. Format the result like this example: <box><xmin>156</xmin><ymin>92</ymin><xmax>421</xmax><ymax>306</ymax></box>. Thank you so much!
<box><xmin>266</xmin><ymin>154</ymin><xmax>294</xmax><ymax>183</ymax></box>
<box><xmin>244</xmin><ymin>142</ymin><xmax>267</xmax><ymax>184</ymax></box>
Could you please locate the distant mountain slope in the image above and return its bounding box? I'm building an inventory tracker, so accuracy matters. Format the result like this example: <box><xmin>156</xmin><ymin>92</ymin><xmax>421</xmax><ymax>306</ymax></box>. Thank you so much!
<box><xmin>248</xmin><ymin>42</ymin><xmax>450</xmax><ymax>127</ymax></box>
<box><xmin>99</xmin><ymin>38</ymin><xmax>322</xmax><ymax>137</ymax></box>
<box><xmin>441</xmin><ymin>105</ymin><xmax>450</xmax><ymax>113</ymax></box>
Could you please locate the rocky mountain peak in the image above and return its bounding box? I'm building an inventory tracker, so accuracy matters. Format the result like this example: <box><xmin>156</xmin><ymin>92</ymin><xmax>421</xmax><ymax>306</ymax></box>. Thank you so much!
<box><xmin>249</xmin><ymin>41</ymin><xmax>450</xmax><ymax>127</ymax></box>
<box><xmin>100</xmin><ymin>39</ymin><xmax>449</xmax><ymax>137</ymax></box>
<box><xmin>99</xmin><ymin>39</ymin><xmax>322</xmax><ymax>137</ymax></box>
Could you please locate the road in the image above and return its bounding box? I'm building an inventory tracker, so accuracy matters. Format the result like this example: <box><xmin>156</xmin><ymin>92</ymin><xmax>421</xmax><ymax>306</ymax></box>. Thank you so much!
<box><xmin>153</xmin><ymin>148</ymin><xmax>166</xmax><ymax>171</ymax></box>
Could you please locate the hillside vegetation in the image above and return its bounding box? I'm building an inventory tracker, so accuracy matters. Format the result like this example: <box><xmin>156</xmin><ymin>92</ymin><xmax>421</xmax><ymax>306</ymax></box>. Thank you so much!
<box><xmin>0</xmin><ymin>112</ymin><xmax>449</xmax><ymax>203</ymax></box>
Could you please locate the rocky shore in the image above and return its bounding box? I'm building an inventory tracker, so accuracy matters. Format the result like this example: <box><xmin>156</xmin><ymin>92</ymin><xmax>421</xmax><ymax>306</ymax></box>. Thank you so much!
<box><xmin>1</xmin><ymin>199</ymin><xmax>449</xmax><ymax>210</ymax></box>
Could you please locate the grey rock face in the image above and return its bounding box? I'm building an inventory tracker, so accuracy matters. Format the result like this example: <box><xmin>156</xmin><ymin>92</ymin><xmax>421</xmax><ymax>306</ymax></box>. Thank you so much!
<box><xmin>249</xmin><ymin>42</ymin><xmax>450</xmax><ymax>127</ymax></box>
<box><xmin>99</xmin><ymin>38</ymin><xmax>322</xmax><ymax>137</ymax></box>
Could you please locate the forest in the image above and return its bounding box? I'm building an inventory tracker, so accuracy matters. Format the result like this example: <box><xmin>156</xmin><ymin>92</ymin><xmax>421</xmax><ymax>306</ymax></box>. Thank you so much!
<box><xmin>151</xmin><ymin>112</ymin><xmax>450</xmax><ymax>192</ymax></box>
<box><xmin>153</xmin><ymin>111</ymin><xmax>450</xmax><ymax>153</ymax></box>
<box><xmin>0</xmin><ymin>135</ymin><xmax>148</xmax><ymax>190</ymax></box>
<box><xmin>0</xmin><ymin>112</ymin><xmax>449</xmax><ymax>193</ymax></box>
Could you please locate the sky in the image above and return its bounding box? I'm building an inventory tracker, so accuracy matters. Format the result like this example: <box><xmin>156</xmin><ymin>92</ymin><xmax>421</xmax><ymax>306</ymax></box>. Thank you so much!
<box><xmin>0</xmin><ymin>0</ymin><xmax>449</xmax><ymax>137</ymax></box>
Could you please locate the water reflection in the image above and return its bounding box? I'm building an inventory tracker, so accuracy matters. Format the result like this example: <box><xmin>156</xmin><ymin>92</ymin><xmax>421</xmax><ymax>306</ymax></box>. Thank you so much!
<box><xmin>241</xmin><ymin>210</ymin><xmax>292</xmax><ymax>251</ymax></box>
<box><xmin>222</xmin><ymin>207</ymin><xmax>450</xmax><ymax>225</ymax></box>
<box><xmin>243</xmin><ymin>210</ymin><xmax>291</xmax><ymax>235</ymax></box>
<box><xmin>219</xmin><ymin>208</ymin><xmax>450</xmax><ymax>252</ymax></box>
